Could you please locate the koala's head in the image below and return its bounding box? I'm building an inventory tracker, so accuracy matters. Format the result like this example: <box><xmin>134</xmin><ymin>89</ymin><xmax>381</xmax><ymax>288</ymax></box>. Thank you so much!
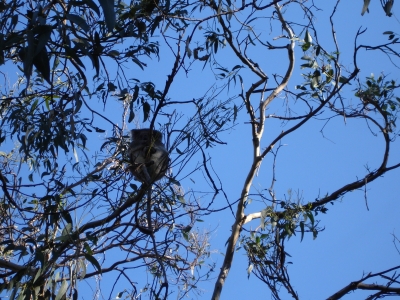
<box><xmin>131</xmin><ymin>129</ymin><xmax>163</xmax><ymax>145</ymax></box>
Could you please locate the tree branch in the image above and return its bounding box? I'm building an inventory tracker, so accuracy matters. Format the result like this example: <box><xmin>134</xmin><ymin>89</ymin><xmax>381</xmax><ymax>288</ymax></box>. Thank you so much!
<box><xmin>327</xmin><ymin>265</ymin><xmax>400</xmax><ymax>299</ymax></box>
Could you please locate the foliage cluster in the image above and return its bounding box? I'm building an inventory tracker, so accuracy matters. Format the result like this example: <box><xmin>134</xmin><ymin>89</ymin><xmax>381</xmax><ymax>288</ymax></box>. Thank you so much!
<box><xmin>0</xmin><ymin>0</ymin><xmax>399</xmax><ymax>299</ymax></box>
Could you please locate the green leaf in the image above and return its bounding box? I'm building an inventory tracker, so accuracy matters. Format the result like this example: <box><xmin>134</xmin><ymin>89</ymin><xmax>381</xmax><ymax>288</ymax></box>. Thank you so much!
<box><xmin>33</xmin><ymin>267</ymin><xmax>42</xmax><ymax>284</ymax></box>
<box><xmin>325</xmin><ymin>69</ymin><xmax>334</xmax><ymax>83</ymax></box>
<box><xmin>306</xmin><ymin>211</ymin><xmax>314</xmax><ymax>226</ymax></box>
<box><xmin>233</xmin><ymin>104</ymin><xmax>238</xmax><ymax>122</ymax></box>
<box><xmin>169</xmin><ymin>178</ymin><xmax>181</xmax><ymax>186</ymax></box>
<box><xmin>81</xmin><ymin>0</ymin><xmax>101</xmax><ymax>15</ymax></box>
<box><xmin>315</xmin><ymin>45</ymin><xmax>321</xmax><ymax>56</ymax></box>
<box><xmin>300</xmin><ymin>62</ymin><xmax>312</xmax><ymax>69</ymax></box>
<box><xmin>61</xmin><ymin>210</ymin><xmax>73</xmax><ymax>225</ymax></box>
<box><xmin>247</xmin><ymin>264</ymin><xmax>253</xmax><ymax>278</ymax></box>
<box><xmin>44</xmin><ymin>97</ymin><xmax>50</xmax><ymax>110</ymax></box>
<box><xmin>65</xmin><ymin>46</ymin><xmax>86</xmax><ymax>69</ymax></box>
<box><xmin>61</xmin><ymin>223</ymin><xmax>72</xmax><ymax>236</ymax></box>
<box><xmin>302</xmin><ymin>42</ymin><xmax>311</xmax><ymax>52</ymax></box>
<box><xmin>304</xmin><ymin>30</ymin><xmax>312</xmax><ymax>44</ymax></box>
<box><xmin>10</xmin><ymin>287</ymin><xmax>18</xmax><ymax>300</ymax></box>
<box><xmin>79</xmin><ymin>133</ymin><xmax>87</xmax><ymax>149</ymax></box>
<box><xmin>301</xmin><ymin>55</ymin><xmax>313</xmax><ymax>61</ymax></box>
<box><xmin>108</xmin><ymin>50</ymin><xmax>119</xmax><ymax>57</ymax></box>
<box><xmin>73</xmin><ymin>147</ymin><xmax>79</xmax><ymax>162</ymax></box>
<box><xmin>98</xmin><ymin>0</ymin><xmax>115</xmax><ymax>32</ymax></box>
<box><xmin>232</xmin><ymin>65</ymin><xmax>242</xmax><ymax>71</ymax></box>
<box><xmin>300</xmin><ymin>221</ymin><xmax>305</xmax><ymax>242</ymax></box>
<box><xmin>67</xmin><ymin>14</ymin><xmax>90</xmax><ymax>32</ymax></box>
<box><xmin>136</xmin><ymin>21</ymin><xmax>146</xmax><ymax>33</ymax></box>
<box><xmin>89</xmin><ymin>54</ymin><xmax>100</xmax><ymax>76</ymax></box>
<box><xmin>16</xmin><ymin>289</ymin><xmax>24</xmax><ymax>300</ymax></box>
<box><xmin>178</xmin><ymin>195</ymin><xmax>185</xmax><ymax>204</ymax></box>
<box><xmin>19</xmin><ymin>46</ymin><xmax>33</xmax><ymax>83</ymax></box>
<box><xmin>72</xmin><ymin>289</ymin><xmax>78</xmax><ymax>300</ymax></box>
<box><xmin>24</xmin><ymin>288</ymin><xmax>32</xmax><ymax>299</ymax></box>
<box><xmin>128</xmin><ymin>110</ymin><xmax>135</xmax><ymax>123</ymax></box>
<box><xmin>55</xmin><ymin>280</ymin><xmax>68</xmax><ymax>300</ymax></box>
<box><xmin>339</xmin><ymin>76</ymin><xmax>351</xmax><ymax>84</ymax></box>
<box><xmin>107</xmin><ymin>82</ymin><xmax>116</xmax><ymax>92</ymax></box>
<box><xmin>85</xmin><ymin>253</ymin><xmax>102</xmax><ymax>274</ymax></box>
<box><xmin>74</xmin><ymin>97</ymin><xmax>82</xmax><ymax>114</ymax></box>
<box><xmin>34</xmin><ymin>26</ymin><xmax>52</xmax><ymax>57</ymax></box>
<box><xmin>132</xmin><ymin>85</ymin><xmax>139</xmax><ymax>102</ymax></box>
<box><xmin>30</xmin><ymin>99</ymin><xmax>39</xmax><ymax>114</ymax></box>
<box><xmin>143</xmin><ymin>102</ymin><xmax>150</xmax><ymax>122</ymax></box>
<box><xmin>84</xmin><ymin>242</ymin><xmax>93</xmax><ymax>255</ymax></box>
<box><xmin>182</xmin><ymin>225</ymin><xmax>192</xmax><ymax>233</ymax></box>
<box><xmin>78</xmin><ymin>259</ymin><xmax>87</xmax><ymax>279</ymax></box>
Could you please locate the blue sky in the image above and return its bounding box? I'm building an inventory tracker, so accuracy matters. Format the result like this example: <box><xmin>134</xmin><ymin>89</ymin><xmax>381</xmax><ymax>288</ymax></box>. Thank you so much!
<box><xmin>154</xmin><ymin>1</ymin><xmax>400</xmax><ymax>299</ymax></box>
<box><xmin>2</xmin><ymin>0</ymin><xmax>400</xmax><ymax>299</ymax></box>
<box><xmin>93</xmin><ymin>1</ymin><xmax>400</xmax><ymax>298</ymax></box>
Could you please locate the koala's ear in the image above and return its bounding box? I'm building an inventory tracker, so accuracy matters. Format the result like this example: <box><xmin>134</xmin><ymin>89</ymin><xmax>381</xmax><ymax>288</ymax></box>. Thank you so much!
<box><xmin>154</xmin><ymin>130</ymin><xmax>163</xmax><ymax>142</ymax></box>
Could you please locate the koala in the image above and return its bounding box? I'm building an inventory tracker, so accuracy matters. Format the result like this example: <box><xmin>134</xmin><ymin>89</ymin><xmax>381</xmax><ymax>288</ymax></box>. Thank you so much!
<box><xmin>129</xmin><ymin>129</ymin><xmax>169</xmax><ymax>183</ymax></box>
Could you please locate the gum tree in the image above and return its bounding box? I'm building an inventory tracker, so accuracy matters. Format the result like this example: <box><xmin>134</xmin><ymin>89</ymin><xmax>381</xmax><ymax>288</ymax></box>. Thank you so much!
<box><xmin>0</xmin><ymin>0</ymin><xmax>399</xmax><ymax>299</ymax></box>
